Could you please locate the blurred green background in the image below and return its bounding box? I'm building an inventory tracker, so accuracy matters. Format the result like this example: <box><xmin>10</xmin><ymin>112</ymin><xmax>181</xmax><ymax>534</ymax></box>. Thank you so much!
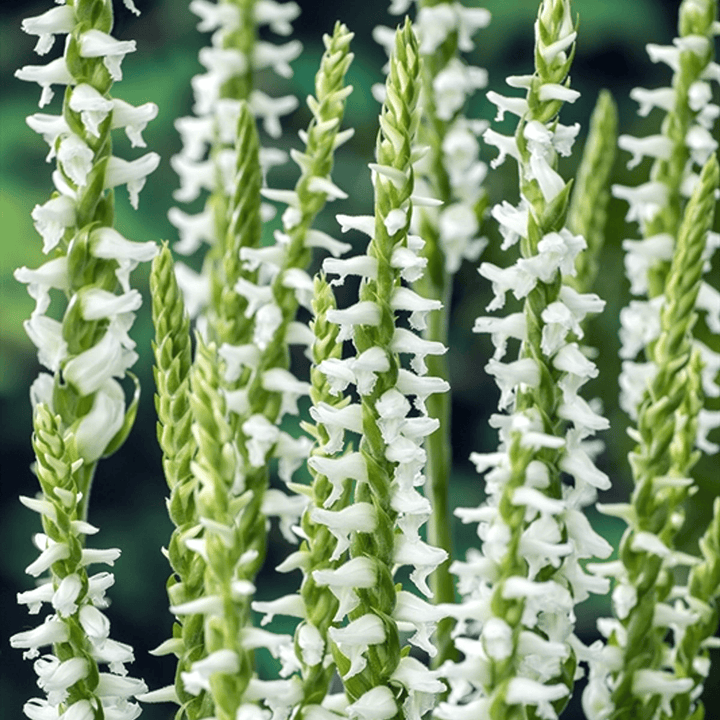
<box><xmin>1</xmin><ymin>0</ymin><xmax>718</xmax><ymax>717</ymax></box>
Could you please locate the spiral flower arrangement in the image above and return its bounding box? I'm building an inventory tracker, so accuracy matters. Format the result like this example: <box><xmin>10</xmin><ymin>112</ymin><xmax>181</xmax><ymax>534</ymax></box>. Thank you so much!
<box><xmin>9</xmin><ymin>1</ymin><xmax>720</xmax><ymax>719</ymax></box>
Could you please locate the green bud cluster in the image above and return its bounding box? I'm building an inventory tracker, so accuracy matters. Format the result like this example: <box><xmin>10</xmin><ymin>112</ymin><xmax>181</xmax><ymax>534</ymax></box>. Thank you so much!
<box><xmin>567</xmin><ymin>89</ymin><xmax>618</xmax><ymax>293</ymax></box>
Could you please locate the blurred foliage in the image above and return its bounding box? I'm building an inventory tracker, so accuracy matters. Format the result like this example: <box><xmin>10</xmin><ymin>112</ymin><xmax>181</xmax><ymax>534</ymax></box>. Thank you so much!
<box><xmin>1</xmin><ymin>1</ymin><xmax>718</xmax><ymax>718</ymax></box>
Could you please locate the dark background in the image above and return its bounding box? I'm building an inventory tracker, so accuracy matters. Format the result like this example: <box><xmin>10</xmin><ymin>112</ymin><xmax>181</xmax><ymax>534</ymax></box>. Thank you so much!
<box><xmin>1</xmin><ymin>1</ymin><xmax>718</xmax><ymax>718</ymax></box>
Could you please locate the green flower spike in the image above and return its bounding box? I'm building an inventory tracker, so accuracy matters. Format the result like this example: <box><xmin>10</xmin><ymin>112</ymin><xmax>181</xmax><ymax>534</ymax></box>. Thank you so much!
<box><xmin>177</xmin><ymin>336</ymin><xmax>254</xmax><ymax>720</ymax></box>
<box><xmin>289</xmin><ymin>274</ymin><xmax>356</xmax><ymax>715</ymax></box>
<box><xmin>10</xmin><ymin>405</ymin><xmax>147</xmax><ymax>719</ymax></box>
<box><xmin>567</xmin><ymin>89</ymin><xmax>618</xmax><ymax>293</ymax></box>
<box><xmin>149</xmin><ymin>243</ymin><xmax>214</xmax><ymax>719</ymax></box>
<box><xmin>585</xmin><ymin>155</ymin><xmax>719</xmax><ymax>720</ymax></box>
<box><xmin>209</xmin><ymin>100</ymin><xmax>263</xmax><ymax>349</ymax></box>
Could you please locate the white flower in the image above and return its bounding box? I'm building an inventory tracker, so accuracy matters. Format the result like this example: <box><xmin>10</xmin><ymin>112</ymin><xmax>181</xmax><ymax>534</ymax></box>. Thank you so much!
<box><xmin>329</xmin><ymin>614</ymin><xmax>386</xmax><ymax>678</ymax></box>
<box><xmin>313</xmin><ymin>558</ymin><xmax>376</xmax><ymax>621</ymax></box>
<box><xmin>21</xmin><ymin>5</ymin><xmax>75</xmax><ymax>56</ymax></box>
<box><xmin>242</xmin><ymin>414</ymin><xmax>280</xmax><ymax>467</ymax></box>
<box><xmin>487</xmin><ymin>90</ymin><xmax>529</xmax><ymax>122</ymax></box>
<box><xmin>632</xmin><ymin>670</ymin><xmax>694</xmax><ymax>716</ymax></box>
<box><xmin>394</xmin><ymin>536</ymin><xmax>448</xmax><ymax>597</ymax></box>
<box><xmin>486</xmin><ymin>357</ymin><xmax>541</xmax><ymax>410</ymax></box>
<box><xmin>505</xmin><ymin>677</ymin><xmax>569</xmax><ymax>720</ymax></box>
<box><xmin>111</xmin><ymin>98</ymin><xmax>158</xmax><ymax>147</ymax></box>
<box><xmin>434</xmin><ymin>59</ymin><xmax>488</xmax><ymax>121</ymax></box>
<box><xmin>249</xmin><ymin>89</ymin><xmax>299</xmax><ymax>138</ymax></box>
<box><xmin>482</xmin><ymin>617</ymin><xmax>513</xmax><ymax>660</ymax></box>
<box><xmin>10</xmin><ymin>619</ymin><xmax>69</xmax><ymax>659</ymax></box>
<box><xmin>390</xmin><ymin>327</ymin><xmax>447</xmax><ymax>375</ymax></box>
<box><xmin>327</xmin><ymin>301</ymin><xmax>381</xmax><ymax>341</ymax></box>
<box><xmin>347</xmin><ymin>686</ymin><xmax>397</xmax><ymax>720</ymax></box>
<box><xmin>78</xmin><ymin>30</ymin><xmax>136</xmax><ymax>82</ymax></box>
<box><xmin>307</xmin><ymin>452</ymin><xmax>368</xmax><ymax>507</ymax></box>
<box><xmin>104</xmin><ymin>153</ymin><xmax>161</xmax><ymax>209</ymax></box>
<box><xmin>67</xmin><ymin>84</ymin><xmax>114</xmax><ymax>138</ymax></box>
<box><xmin>63</xmin><ymin>321</ymin><xmax>137</xmax><ymax>396</ymax></box>
<box><xmin>612</xmin><ymin>181</ymin><xmax>669</xmax><ymax>225</ymax></box>
<box><xmin>24</xmin><ymin>315</ymin><xmax>68</xmax><ymax>372</ymax></box>
<box><xmin>74</xmin><ymin>379</ymin><xmax>127</xmax><ymax>462</ymax></box>
<box><xmin>630</xmin><ymin>86</ymin><xmax>675</xmax><ymax>116</ymax></box>
<box><xmin>618</xmin><ymin>133</ymin><xmax>673</xmax><ymax>169</ymax></box>
<box><xmin>15</xmin><ymin>257</ymin><xmax>70</xmax><ymax>317</ymax></box>
<box><xmin>255</xmin><ymin>0</ymin><xmax>300</xmax><ymax>36</ymax></box>
<box><xmin>310</xmin><ymin>503</ymin><xmax>376</xmax><ymax>560</ymax></box>
<box><xmin>15</xmin><ymin>57</ymin><xmax>74</xmax><ymax>107</ymax></box>
<box><xmin>35</xmin><ymin>656</ymin><xmax>89</xmax><ymax>705</ymax></box>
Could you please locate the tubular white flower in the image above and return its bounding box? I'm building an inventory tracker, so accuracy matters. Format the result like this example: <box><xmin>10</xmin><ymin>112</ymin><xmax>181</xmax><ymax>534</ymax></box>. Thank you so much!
<box><xmin>78</xmin><ymin>30</ymin><xmax>136</xmax><ymax>82</ymax></box>
<box><xmin>15</xmin><ymin>57</ymin><xmax>74</xmax><ymax>107</ymax></box>
<box><xmin>104</xmin><ymin>153</ymin><xmax>161</xmax><ymax>209</ymax></box>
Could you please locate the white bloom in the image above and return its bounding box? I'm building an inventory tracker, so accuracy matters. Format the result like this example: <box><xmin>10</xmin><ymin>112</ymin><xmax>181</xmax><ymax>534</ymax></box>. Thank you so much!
<box><xmin>486</xmin><ymin>357</ymin><xmax>541</xmax><ymax>409</ymax></box>
<box><xmin>104</xmin><ymin>153</ymin><xmax>160</xmax><ymax>209</ymax></box>
<box><xmin>10</xmin><ymin>619</ymin><xmax>69</xmax><ymax>659</ymax></box>
<box><xmin>249</xmin><ymin>89</ymin><xmax>299</xmax><ymax>138</ymax></box>
<box><xmin>310</xmin><ymin>503</ymin><xmax>376</xmax><ymax>560</ymax></box>
<box><xmin>394</xmin><ymin>536</ymin><xmax>448</xmax><ymax>597</ymax></box>
<box><xmin>68</xmin><ymin>84</ymin><xmax>114</xmax><ymax>138</ymax></box>
<box><xmin>15</xmin><ymin>57</ymin><xmax>74</xmax><ymax>107</ymax></box>
<box><xmin>612</xmin><ymin>181</ymin><xmax>669</xmax><ymax>225</ymax></box>
<box><xmin>630</xmin><ymin>86</ymin><xmax>675</xmax><ymax>116</ymax></box>
<box><xmin>391</xmin><ymin>327</ymin><xmax>447</xmax><ymax>375</ymax></box>
<box><xmin>21</xmin><ymin>5</ymin><xmax>75</xmax><ymax>55</ymax></box>
<box><xmin>347</xmin><ymin>686</ymin><xmax>397</xmax><ymax>720</ymax></box>
<box><xmin>313</xmin><ymin>558</ymin><xmax>376</xmax><ymax>621</ymax></box>
<box><xmin>618</xmin><ymin>133</ymin><xmax>673</xmax><ymax>169</ymax></box>
<box><xmin>632</xmin><ymin>670</ymin><xmax>693</xmax><ymax>716</ymax></box>
<box><xmin>255</xmin><ymin>0</ymin><xmax>300</xmax><ymax>36</ymax></box>
<box><xmin>74</xmin><ymin>379</ymin><xmax>127</xmax><ymax>462</ymax></box>
<box><xmin>327</xmin><ymin>301</ymin><xmax>382</xmax><ymax>341</ymax></box>
<box><xmin>307</xmin><ymin>452</ymin><xmax>368</xmax><ymax>507</ymax></box>
<box><xmin>434</xmin><ymin>59</ymin><xmax>487</xmax><ymax>121</ymax></box>
<box><xmin>329</xmin><ymin>614</ymin><xmax>386</xmax><ymax>678</ymax></box>
<box><xmin>506</xmin><ymin>677</ymin><xmax>569</xmax><ymax>720</ymax></box>
<box><xmin>181</xmin><ymin>649</ymin><xmax>240</xmax><ymax>695</ymax></box>
<box><xmin>63</xmin><ymin>321</ymin><xmax>137</xmax><ymax>396</ymax></box>
<box><xmin>111</xmin><ymin>98</ymin><xmax>158</xmax><ymax>147</ymax></box>
<box><xmin>78</xmin><ymin>30</ymin><xmax>136</xmax><ymax>82</ymax></box>
<box><xmin>24</xmin><ymin>314</ymin><xmax>68</xmax><ymax>372</ymax></box>
<box><xmin>482</xmin><ymin>617</ymin><xmax>513</xmax><ymax>660</ymax></box>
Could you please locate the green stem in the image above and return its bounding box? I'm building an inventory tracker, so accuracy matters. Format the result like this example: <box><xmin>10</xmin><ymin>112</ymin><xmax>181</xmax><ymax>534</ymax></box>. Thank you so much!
<box><xmin>421</xmin><ymin>271</ymin><xmax>457</xmax><ymax>667</ymax></box>
<box><xmin>76</xmin><ymin>461</ymin><xmax>98</xmax><ymax>524</ymax></box>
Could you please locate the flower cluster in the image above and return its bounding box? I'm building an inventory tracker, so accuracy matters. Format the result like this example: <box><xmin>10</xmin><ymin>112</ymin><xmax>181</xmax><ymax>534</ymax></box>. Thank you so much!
<box><xmin>13</xmin><ymin>1</ymin><xmax>158</xmax><ymax>716</ymax></box>
<box><xmin>253</xmin><ymin>19</ymin><xmax>451</xmax><ymax>720</ymax></box>
<box><xmin>11</xmin><ymin>407</ymin><xmax>148</xmax><ymax>720</ymax></box>
<box><xmin>14</xmin><ymin>0</ymin><xmax>159</xmax><ymax>466</ymax></box>
<box><xmin>145</xmin><ymin>21</ymin><xmax>357</xmax><ymax>719</ymax></box>
<box><xmin>437</xmin><ymin>1</ymin><xmax>615</xmax><ymax>717</ymax></box>
<box><xmin>168</xmin><ymin>0</ymin><xmax>302</xmax><ymax>313</ymax></box>
<box><xmin>374</xmin><ymin>1</ymin><xmax>493</xmax><ymax>664</ymax></box>
<box><xmin>616</xmin><ymin>0</ymin><xmax>720</xmax><ymax>427</ymax></box>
